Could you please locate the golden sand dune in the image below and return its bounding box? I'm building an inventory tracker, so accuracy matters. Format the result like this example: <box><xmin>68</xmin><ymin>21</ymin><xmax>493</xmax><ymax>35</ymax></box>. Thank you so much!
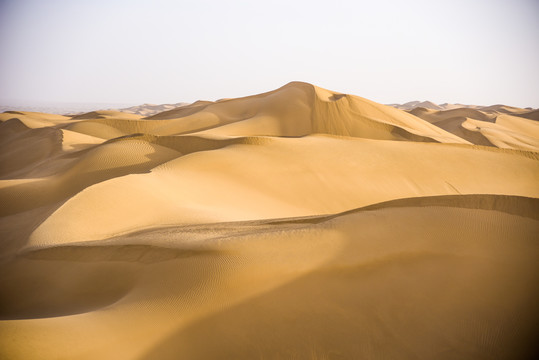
<box><xmin>0</xmin><ymin>82</ymin><xmax>538</xmax><ymax>359</ymax></box>
<box><xmin>25</xmin><ymin>135</ymin><xmax>539</xmax><ymax>247</ymax></box>
<box><xmin>115</xmin><ymin>102</ymin><xmax>190</xmax><ymax>117</ymax></box>
<box><xmin>516</xmin><ymin>109</ymin><xmax>539</xmax><ymax>121</ymax></box>
<box><xmin>0</xmin><ymin>111</ymin><xmax>73</xmax><ymax>128</ymax></box>
<box><xmin>410</xmin><ymin>106</ymin><xmax>539</xmax><ymax>151</ymax></box>
<box><xmin>71</xmin><ymin>110</ymin><xmax>144</xmax><ymax>120</ymax></box>
<box><xmin>478</xmin><ymin>104</ymin><xmax>532</xmax><ymax>115</ymax></box>
<box><xmin>391</xmin><ymin>100</ymin><xmax>536</xmax><ymax>114</ymax></box>
<box><xmin>409</xmin><ymin>107</ymin><xmax>496</xmax><ymax>123</ymax></box>
<box><xmin>64</xmin><ymin>82</ymin><xmax>470</xmax><ymax>143</ymax></box>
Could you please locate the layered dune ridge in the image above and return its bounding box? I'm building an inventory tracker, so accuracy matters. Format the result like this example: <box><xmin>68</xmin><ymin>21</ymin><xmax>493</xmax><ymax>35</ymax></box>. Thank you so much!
<box><xmin>0</xmin><ymin>82</ymin><xmax>538</xmax><ymax>359</ymax></box>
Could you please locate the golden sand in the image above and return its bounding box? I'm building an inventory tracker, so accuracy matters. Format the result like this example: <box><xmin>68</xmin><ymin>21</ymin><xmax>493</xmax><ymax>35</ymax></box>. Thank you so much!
<box><xmin>0</xmin><ymin>82</ymin><xmax>538</xmax><ymax>359</ymax></box>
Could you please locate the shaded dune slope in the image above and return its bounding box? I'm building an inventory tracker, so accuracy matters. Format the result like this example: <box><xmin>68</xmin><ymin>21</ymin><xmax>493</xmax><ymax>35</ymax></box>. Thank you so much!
<box><xmin>0</xmin><ymin>119</ymin><xmax>64</xmax><ymax>176</ymax></box>
<box><xmin>515</xmin><ymin>108</ymin><xmax>539</xmax><ymax>121</ymax></box>
<box><xmin>1</xmin><ymin>195</ymin><xmax>537</xmax><ymax>359</ymax></box>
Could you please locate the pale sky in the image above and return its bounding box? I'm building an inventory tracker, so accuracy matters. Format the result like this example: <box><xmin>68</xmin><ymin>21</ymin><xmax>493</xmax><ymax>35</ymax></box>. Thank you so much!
<box><xmin>0</xmin><ymin>0</ymin><xmax>538</xmax><ymax>108</ymax></box>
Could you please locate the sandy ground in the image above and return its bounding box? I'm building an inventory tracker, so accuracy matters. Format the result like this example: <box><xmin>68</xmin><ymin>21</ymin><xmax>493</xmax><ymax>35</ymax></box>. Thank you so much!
<box><xmin>0</xmin><ymin>82</ymin><xmax>538</xmax><ymax>359</ymax></box>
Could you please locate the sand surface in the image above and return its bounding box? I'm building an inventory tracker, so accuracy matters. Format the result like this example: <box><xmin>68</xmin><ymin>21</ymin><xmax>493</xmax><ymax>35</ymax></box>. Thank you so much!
<box><xmin>1</xmin><ymin>82</ymin><xmax>538</xmax><ymax>359</ymax></box>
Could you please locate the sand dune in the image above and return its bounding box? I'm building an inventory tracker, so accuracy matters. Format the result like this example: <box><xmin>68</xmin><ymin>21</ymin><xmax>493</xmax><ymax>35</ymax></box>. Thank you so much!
<box><xmin>63</xmin><ymin>82</ymin><xmax>470</xmax><ymax>144</ymax></box>
<box><xmin>1</xmin><ymin>82</ymin><xmax>538</xmax><ymax>359</ymax></box>
<box><xmin>116</xmin><ymin>102</ymin><xmax>189</xmax><ymax>117</ymax></box>
<box><xmin>391</xmin><ymin>100</ymin><xmax>537</xmax><ymax>115</ymax></box>
<box><xmin>25</xmin><ymin>135</ymin><xmax>539</xmax><ymax>247</ymax></box>
<box><xmin>409</xmin><ymin>107</ymin><xmax>496</xmax><ymax>123</ymax></box>
<box><xmin>516</xmin><ymin>109</ymin><xmax>539</xmax><ymax>121</ymax></box>
<box><xmin>390</xmin><ymin>100</ymin><xmax>484</xmax><ymax>111</ymax></box>
<box><xmin>409</xmin><ymin>106</ymin><xmax>539</xmax><ymax>151</ymax></box>
<box><xmin>478</xmin><ymin>104</ymin><xmax>532</xmax><ymax>115</ymax></box>
<box><xmin>0</xmin><ymin>111</ymin><xmax>73</xmax><ymax>128</ymax></box>
<box><xmin>390</xmin><ymin>100</ymin><xmax>445</xmax><ymax>110</ymax></box>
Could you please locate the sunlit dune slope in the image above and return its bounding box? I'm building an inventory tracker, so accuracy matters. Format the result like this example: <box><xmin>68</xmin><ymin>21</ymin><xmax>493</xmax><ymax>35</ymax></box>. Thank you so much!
<box><xmin>0</xmin><ymin>82</ymin><xmax>538</xmax><ymax>360</ymax></box>
<box><xmin>24</xmin><ymin>135</ymin><xmax>539</xmax><ymax>247</ymax></box>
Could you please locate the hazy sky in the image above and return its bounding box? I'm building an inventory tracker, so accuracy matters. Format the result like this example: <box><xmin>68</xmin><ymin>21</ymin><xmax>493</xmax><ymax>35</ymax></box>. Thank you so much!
<box><xmin>0</xmin><ymin>0</ymin><xmax>538</xmax><ymax>107</ymax></box>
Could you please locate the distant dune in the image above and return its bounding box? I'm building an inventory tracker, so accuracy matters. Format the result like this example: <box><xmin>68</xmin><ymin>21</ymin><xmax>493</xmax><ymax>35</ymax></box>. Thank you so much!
<box><xmin>390</xmin><ymin>100</ymin><xmax>536</xmax><ymax>113</ymax></box>
<box><xmin>1</xmin><ymin>82</ymin><xmax>538</xmax><ymax>360</ymax></box>
<box><xmin>115</xmin><ymin>102</ymin><xmax>189</xmax><ymax>117</ymax></box>
<box><xmin>408</xmin><ymin>106</ymin><xmax>539</xmax><ymax>151</ymax></box>
<box><xmin>0</xmin><ymin>102</ymin><xmax>189</xmax><ymax>117</ymax></box>
<box><xmin>0</xmin><ymin>103</ymin><xmax>137</xmax><ymax>116</ymax></box>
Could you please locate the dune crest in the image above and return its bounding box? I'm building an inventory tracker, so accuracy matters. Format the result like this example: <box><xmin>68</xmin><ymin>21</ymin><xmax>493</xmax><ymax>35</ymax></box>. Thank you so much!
<box><xmin>59</xmin><ymin>82</ymin><xmax>470</xmax><ymax>144</ymax></box>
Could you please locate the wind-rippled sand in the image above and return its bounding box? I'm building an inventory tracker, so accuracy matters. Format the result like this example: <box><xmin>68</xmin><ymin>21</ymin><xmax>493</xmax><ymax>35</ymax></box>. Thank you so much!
<box><xmin>1</xmin><ymin>82</ymin><xmax>538</xmax><ymax>359</ymax></box>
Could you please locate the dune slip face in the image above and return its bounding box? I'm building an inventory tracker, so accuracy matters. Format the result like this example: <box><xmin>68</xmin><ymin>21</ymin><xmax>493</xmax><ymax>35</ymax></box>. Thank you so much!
<box><xmin>1</xmin><ymin>82</ymin><xmax>538</xmax><ymax>360</ymax></box>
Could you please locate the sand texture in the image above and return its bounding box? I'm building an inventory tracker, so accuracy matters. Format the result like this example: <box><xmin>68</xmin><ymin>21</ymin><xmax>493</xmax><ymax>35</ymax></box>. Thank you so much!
<box><xmin>1</xmin><ymin>82</ymin><xmax>538</xmax><ymax>359</ymax></box>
